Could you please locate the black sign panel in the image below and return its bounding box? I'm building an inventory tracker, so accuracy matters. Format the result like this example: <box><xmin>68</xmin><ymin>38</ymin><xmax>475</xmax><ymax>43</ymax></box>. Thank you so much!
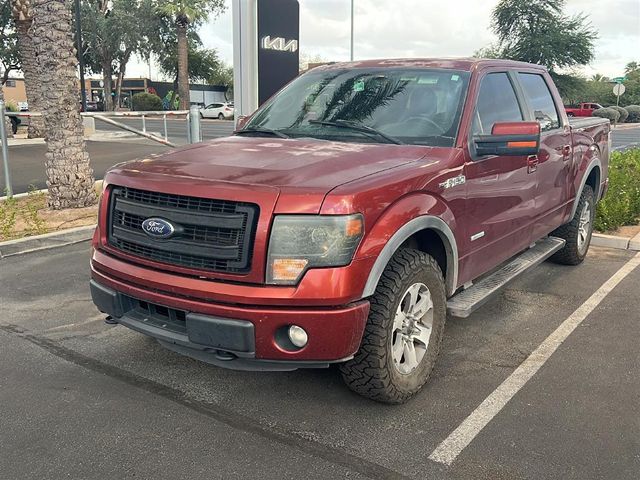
<box><xmin>257</xmin><ymin>0</ymin><xmax>300</xmax><ymax>105</ymax></box>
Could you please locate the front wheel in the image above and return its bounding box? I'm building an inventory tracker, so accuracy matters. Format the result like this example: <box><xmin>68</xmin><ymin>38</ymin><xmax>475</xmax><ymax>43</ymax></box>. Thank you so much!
<box><xmin>550</xmin><ymin>185</ymin><xmax>595</xmax><ymax>265</ymax></box>
<box><xmin>218</xmin><ymin>113</ymin><xmax>224</xmax><ymax>120</ymax></box>
<box><xmin>340</xmin><ymin>248</ymin><xmax>447</xmax><ymax>404</ymax></box>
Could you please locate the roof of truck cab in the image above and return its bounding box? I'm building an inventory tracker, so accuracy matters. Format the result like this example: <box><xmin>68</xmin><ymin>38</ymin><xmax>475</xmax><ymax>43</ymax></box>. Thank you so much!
<box><xmin>313</xmin><ymin>58</ymin><xmax>548</xmax><ymax>72</ymax></box>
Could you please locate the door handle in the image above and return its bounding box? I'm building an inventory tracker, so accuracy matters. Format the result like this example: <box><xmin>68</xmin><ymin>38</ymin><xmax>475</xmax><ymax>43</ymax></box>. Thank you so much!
<box><xmin>527</xmin><ymin>155</ymin><xmax>538</xmax><ymax>174</ymax></box>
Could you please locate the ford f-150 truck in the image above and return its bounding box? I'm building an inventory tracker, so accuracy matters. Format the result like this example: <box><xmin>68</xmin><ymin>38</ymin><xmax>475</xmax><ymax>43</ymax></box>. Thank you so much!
<box><xmin>90</xmin><ymin>59</ymin><xmax>610</xmax><ymax>403</ymax></box>
<box><xmin>564</xmin><ymin>102</ymin><xmax>603</xmax><ymax>117</ymax></box>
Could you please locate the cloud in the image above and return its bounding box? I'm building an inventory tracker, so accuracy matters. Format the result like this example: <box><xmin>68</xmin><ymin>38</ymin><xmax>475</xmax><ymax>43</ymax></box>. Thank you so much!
<box><xmin>128</xmin><ymin>0</ymin><xmax>638</xmax><ymax>79</ymax></box>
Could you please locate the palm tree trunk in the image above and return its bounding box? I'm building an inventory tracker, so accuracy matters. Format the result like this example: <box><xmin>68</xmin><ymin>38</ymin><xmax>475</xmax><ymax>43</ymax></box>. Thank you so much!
<box><xmin>32</xmin><ymin>0</ymin><xmax>95</xmax><ymax>209</ymax></box>
<box><xmin>176</xmin><ymin>17</ymin><xmax>190</xmax><ymax>110</ymax></box>
<box><xmin>15</xmin><ymin>26</ymin><xmax>45</xmax><ymax>138</ymax></box>
<box><xmin>10</xmin><ymin>0</ymin><xmax>45</xmax><ymax>137</ymax></box>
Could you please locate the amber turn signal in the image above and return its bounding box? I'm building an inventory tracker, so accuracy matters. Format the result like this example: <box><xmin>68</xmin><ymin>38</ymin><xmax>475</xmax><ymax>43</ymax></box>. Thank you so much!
<box><xmin>271</xmin><ymin>258</ymin><xmax>309</xmax><ymax>282</ymax></box>
<box><xmin>345</xmin><ymin>216</ymin><xmax>364</xmax><ymax>237</ymax></box>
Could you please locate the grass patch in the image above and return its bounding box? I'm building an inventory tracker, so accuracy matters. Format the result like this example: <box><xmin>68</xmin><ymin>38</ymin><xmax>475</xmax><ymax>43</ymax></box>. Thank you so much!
<box><xmin>595</xmin><ymin>149</ymin><xmax>640</xmax><ymax>233</ymax></box>
<box><xmin>0</xmin><ymin>186</ymin><xmax>99</xmax><ymax>242</ymax></box>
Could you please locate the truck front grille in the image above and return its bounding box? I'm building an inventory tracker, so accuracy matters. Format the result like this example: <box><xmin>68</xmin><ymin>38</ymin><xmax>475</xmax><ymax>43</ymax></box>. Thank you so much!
<box><xmin>107</xmin><ymin>186</ymin><xmax>259</xmax><ymax>274</ymax></box>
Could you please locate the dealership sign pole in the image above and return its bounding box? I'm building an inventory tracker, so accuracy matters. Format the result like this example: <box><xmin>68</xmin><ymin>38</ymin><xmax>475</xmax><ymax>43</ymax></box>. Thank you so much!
<box><xmin>232</xmin><ymin>0</ymin><xmax>300</xmax><ymax>121</ymax></box>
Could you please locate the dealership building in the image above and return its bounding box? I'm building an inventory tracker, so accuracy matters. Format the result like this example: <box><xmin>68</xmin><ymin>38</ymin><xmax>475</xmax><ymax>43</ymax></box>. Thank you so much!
<box><xmin>3</xmin><ymin>77</ymin><xmax>229</xmax><ymax>110</ymax></box>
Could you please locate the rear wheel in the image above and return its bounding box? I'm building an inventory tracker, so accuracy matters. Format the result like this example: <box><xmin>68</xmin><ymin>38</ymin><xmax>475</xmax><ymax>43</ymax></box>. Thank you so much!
<box><xmin>340</xmin><ymin>248</ymin><xmax>446</xmax><ymax>404</ymax></box>
<box><xmin>551</xmin><ymin>185</ymin><xmax>595</xmax><ymax>265</ymax></box>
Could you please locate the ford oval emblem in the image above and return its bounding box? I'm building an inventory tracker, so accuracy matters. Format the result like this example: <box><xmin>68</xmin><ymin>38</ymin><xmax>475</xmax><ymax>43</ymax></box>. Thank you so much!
<box><xmin>141</xmin><ymin>217</ymin><xmax>175</xmax><ymax>239</ymax></box>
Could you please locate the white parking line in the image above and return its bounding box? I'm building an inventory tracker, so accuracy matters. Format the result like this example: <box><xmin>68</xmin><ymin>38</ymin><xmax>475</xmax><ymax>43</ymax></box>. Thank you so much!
<box><xmin>429</xmin><ymin>251</ymin><xmax>640</xmax><ymax>466</ymax></box>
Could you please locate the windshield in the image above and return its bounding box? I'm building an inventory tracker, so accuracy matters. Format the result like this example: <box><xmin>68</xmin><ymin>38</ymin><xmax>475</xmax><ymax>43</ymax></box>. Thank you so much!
<box><xmin>244</xmin><ymin>68</ymin><xmax>470</xmax><ymax>146</ymax></box>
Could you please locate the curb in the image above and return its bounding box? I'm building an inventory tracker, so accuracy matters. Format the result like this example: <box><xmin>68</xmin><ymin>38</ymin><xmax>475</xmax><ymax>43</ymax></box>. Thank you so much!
<box><xmin>592</xmin><ymin>232</ymin><xmax>640</xmax><ymax>251</ymax></box>
<box><xmin>0</xmin><ymin>180</ymin><xmax>103</xmax><ymax>202</ymax></box>
<box><xmin>0</xmin><ymin>225</ymin><xmax>95</xmax><ymax>258</ymax></box>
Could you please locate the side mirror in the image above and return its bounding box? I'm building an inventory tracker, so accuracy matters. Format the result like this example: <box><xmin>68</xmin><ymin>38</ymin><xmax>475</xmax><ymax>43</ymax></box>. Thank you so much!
<box><xmin>474</xmin><ymin>121</ymin><xmax>540</xmax><ymax>157</ymax></box>
<box><xmin>236</xmin><ymin>115</ymin><xmax>249</xmax><ymax>130</ymax></box>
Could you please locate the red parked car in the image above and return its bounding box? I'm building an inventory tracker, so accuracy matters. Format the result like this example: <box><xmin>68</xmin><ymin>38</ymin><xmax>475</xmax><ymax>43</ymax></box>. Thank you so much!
<box><xmin>90</xmin><ymin>59</ymin><xmax>610</xmax><ymax>403</ymax></box>
<box><xmin>564</xmin><ymin>102</ymin><xmax>603</xmax><ymax>117</ymax></box>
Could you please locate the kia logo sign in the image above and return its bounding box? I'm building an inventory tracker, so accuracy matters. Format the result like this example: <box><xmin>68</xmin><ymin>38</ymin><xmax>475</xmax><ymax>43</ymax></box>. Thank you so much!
<box><xmin>141</xmin><ymin>218</ymin><xmax>175</xmax><ymax>239</ymax></box>
<box><xmin>261</xmin><ymin>36</ymin><xmax>298</xmax><ymax>53</ymax></box>
<box><xmin>257</xmin><ymin>0</ymin><xmax>299</xmax><ymax>105</ymax></box>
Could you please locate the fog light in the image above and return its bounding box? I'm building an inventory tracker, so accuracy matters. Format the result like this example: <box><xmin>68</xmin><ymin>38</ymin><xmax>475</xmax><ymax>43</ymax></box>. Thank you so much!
<box><xmin>288</xmin><ymin>325</ymin><xmax>308</xmax><ymax>348</ymax></box>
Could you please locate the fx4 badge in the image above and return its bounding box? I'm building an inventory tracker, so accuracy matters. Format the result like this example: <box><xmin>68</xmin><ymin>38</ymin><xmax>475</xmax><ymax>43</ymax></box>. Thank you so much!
<box><xmin>439</xmin><ymin>175</ymin><xmax>466</xmax><ymax>189</ymax></box>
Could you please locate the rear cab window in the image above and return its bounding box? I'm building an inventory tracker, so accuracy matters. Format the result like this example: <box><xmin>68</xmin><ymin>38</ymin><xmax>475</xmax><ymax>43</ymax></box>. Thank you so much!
<box><xmin>517</xmin><ymin>73</ymin><xmax>560</xmax><ymax>131</ymax></box>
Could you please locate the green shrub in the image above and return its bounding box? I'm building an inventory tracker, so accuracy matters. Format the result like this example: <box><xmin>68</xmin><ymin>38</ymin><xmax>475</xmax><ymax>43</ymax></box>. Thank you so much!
<box><xmin>595</xmin><ymin>149</ymin><xmax>640</xmax><ymax>232</ymax></box>
<box><xmin>625</xmin><ymin>105</ymin><xmax>640</xmax><ymax>123</ymax></box>
<box><xmin>610</xmin><ymin>105</ymin><xmax>629</xmax><ymax>123</ymax></box>
<box><xmin>0</xmin><ymin>193</ymin><xmax>18</xmax><ymax>240</ymax></box>
<box><xmin>4</xmin><ymin>100</ymin><xmax>18</xmax><ymax>112</ymax></box>
<box><xmin>592</xmin><ymin>107</ymin><xmax>620</xmax><ymax>122</ymax></box>
<box><xmin>132</xmin><ymin>92</ymin><xmax>163</xmax><ymax>111</ymax></box>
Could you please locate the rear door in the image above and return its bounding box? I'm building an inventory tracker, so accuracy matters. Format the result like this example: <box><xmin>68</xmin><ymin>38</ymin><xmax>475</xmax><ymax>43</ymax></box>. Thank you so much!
<box><xmin>462</xmin><ymin>71</ymin><xmax>537</xmax><ymax>282</ymax></box>
<box><xmin>515</xmin><ymin>72</ymin><xmax>573</xmax><ymax>238</ymax></box>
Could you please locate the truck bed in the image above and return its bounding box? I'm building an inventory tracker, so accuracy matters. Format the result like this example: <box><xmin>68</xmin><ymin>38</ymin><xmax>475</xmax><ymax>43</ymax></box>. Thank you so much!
<box><xmin>568</xmin><ymin>117</ymin><xmax>609</xmax><ymax>129</ymax></box>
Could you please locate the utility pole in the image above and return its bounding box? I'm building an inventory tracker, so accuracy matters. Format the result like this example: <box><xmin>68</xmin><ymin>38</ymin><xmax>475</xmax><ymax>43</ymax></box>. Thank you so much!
<box><xmin>74</xmin><ymin>0</ymin><xmax>87</xmax><ymax>111</ymax></box>
<box><xmin>350</xmin><ymin>0</ymin><xmax>354</xmax><ymax>61</ymax></box>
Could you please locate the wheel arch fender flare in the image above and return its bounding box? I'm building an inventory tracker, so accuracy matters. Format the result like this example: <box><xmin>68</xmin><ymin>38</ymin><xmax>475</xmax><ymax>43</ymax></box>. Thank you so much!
<box><xmin>361</xmin><ymin>215</ymin><xmax>459</xmax><ymax>299</ymax></box>
<box><xmin>570</xmin><ymin>152</ymin><xmax>601</xmax><ymax>220</ymax></box>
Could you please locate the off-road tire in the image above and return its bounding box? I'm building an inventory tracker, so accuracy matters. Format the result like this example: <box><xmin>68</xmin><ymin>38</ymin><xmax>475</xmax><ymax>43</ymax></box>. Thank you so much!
<box><xmin>340</xmin><ymin>248</ymin><xmax>447</xmax><ymax>404</ymax></box>
<box><xmin>550</xmin><ymin>185</ymin><xmax>595</xmax><ymax>265</ymax></box>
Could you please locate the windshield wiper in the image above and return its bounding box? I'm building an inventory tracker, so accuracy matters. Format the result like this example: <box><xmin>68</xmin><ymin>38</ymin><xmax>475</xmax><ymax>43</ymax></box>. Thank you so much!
<box><xmin>235</xmin><ymin>126</ymin><xmax>290</xmax><ymax>139</ymax></box>
<box><xmin>308</xmin><ymin>119</ymin><xmax>404</xmax><ymax>145</ymax></box>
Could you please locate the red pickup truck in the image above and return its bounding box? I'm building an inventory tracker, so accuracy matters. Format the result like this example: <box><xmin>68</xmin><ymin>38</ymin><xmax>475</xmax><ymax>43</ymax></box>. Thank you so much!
<box><xmin>90</xmin><ymin>59</ymin><xmax>610</xmax><ymax>403</ymax></box>
<box><xmin>565</xmin><ymin>102</ymin><xmax>603</xmax><ymax>117</ymax></box>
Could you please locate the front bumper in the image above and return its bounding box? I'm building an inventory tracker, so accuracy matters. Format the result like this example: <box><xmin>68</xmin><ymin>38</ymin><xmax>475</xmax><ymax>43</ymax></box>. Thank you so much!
<box><xmin>90</xmin><ymin>273</ymin><xmax>370</xmax><ymax>371</ymax></box>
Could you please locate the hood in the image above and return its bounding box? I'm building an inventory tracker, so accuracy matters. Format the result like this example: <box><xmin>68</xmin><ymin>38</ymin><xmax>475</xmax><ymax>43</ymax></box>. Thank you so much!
<box><xmin>111</xmin><ymin>136</ymin><xmax>431</xmax><ymax>192</ymax></box>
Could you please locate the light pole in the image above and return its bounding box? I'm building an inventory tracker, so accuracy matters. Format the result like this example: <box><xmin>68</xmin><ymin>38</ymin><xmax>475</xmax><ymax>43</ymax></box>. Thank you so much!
<box><xmin>350</xmin><ymin>0</ymin><xmax>354</xmax><ymax>61</ymax></box>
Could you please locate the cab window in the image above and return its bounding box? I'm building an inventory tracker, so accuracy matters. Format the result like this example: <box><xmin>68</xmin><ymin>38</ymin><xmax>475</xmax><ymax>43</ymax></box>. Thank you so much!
<box><xmin>472</xmin><ymin>73</ymin><xmax>523</xmax><ymax>135</ymax></box>
<box><xmin>518</xmin><ymin>73</ymin><xmax>560</xmax><ymax>131</ymax></box>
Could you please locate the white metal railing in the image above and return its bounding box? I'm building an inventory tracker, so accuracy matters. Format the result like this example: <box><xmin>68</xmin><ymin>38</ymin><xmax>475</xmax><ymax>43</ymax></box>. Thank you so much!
<box><xmin>1</xmin><ymin>103</ymin><xmax>203</xmax><ymax>198</ymax></box>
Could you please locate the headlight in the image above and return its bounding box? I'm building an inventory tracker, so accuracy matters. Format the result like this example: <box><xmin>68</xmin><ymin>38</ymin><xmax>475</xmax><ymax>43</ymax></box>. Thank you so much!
<box><xmin>266</xmin><ymin>214</ymin><xmax>364</xmax><ymax>285</ymax></box>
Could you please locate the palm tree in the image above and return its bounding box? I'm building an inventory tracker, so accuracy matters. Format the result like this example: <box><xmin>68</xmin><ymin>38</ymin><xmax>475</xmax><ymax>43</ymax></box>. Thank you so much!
<box><xmin>10</xmin><ymin>0</ymin><xmax>45</xmax><ymax>138</ymax></box>
<box><xmin>157</xmin><ymin>0</ymin><xmax>225</xmax><ymax>110</ymax></box>
<box><xmin>590</xmin><ymin>73</ymin><xmax>609</xmax><ymax>82</ymax></box>
<box><xmin>31</xmin><ymin>0</ymin><xmax>95</xmax><ymax>209</ymax></box>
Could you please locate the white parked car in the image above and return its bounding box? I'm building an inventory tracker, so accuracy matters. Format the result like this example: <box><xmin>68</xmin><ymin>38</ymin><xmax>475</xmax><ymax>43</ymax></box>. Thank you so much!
<box><xmin>200</xmin><ymin>102</ymin><xmax>234</xmax><ymax>120</ymax></box>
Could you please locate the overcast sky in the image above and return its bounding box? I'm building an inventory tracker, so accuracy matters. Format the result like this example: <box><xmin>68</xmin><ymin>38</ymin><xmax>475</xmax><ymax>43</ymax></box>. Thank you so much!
<box><xmin>132</xmin><ymin>0</ymin><xmax>639</xmax><ymax>80</ymax></box>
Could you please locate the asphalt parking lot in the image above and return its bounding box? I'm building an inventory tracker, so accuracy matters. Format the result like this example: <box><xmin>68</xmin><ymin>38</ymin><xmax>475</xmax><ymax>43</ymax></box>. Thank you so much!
<box><xmin>1</xmin><ymin>243</ymin><xmax>639</xmax><ymax>479</ymax></box>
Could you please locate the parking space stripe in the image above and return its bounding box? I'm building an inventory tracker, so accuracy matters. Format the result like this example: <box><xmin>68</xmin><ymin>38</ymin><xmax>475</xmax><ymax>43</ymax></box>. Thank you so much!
<box><xmin>429</xmin><ymin>252</ymin><xmax>640</xmax><ymax>466</ymax></box>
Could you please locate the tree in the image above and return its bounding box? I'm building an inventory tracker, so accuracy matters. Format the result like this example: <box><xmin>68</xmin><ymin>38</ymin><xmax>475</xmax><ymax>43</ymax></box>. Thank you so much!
<box><xmin>31</xmin><ymin>0</ymin><xmax>95</xmax><ymax>209</ymax></box>
<box><xmin>625</xmin><ymin>62</ymin><xmax>639</xmax><ymax>75</ymax></box>
<box><xmin>9</xmin><ymin>0</ymin><xmax>45</xmax><ymax>137</ymax></box>
<box><xmin>490</xmin><ymin>0</ymin><xmax>597</xmax><ymax>71</ymax></box>
<box><xmin>156</xmin><ymin>0</ymin><xmax>225</xmax><ymax>110</ymax></box>
<box><xmin>81</xmin><ymin>0</ymin><xmax>155</xmax><ymax>111</ymax></box>
<box><xmin>209</xmin><ymin>63</ymin><xmax>232</xmax><ymax>100</ymax></box>
<box><xmin>590</xmin><ymin>73</ymin><xmax>609</xmax><ymax>82</ymax></box>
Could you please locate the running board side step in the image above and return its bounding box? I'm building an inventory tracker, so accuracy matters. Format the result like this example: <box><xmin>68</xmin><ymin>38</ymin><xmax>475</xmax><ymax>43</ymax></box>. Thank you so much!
<box><xmin>447</xmin><ymin>236</ymin><xmax>565</xmax><ymax>318</ymax></box>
